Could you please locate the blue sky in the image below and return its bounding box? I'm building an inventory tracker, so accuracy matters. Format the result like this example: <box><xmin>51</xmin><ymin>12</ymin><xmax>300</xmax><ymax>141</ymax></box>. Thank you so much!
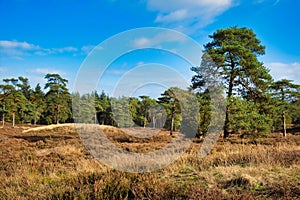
<box><xmin>0</xmin><ymin>0</ymin><xmax>299</xmax><ymax>98</ymax></box>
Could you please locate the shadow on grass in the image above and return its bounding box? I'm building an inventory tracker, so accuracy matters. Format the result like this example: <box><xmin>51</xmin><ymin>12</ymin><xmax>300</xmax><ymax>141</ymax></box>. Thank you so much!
<box><xmin>12</xmin><ymin>135</ymin><xmax>73</xmax><ymax>142</ymax></box>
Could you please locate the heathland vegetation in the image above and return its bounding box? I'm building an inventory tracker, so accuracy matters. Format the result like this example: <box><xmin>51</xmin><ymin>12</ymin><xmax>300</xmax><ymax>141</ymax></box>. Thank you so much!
<box><xmin>0</xmin><ymin>27</ymin><xmax>300</xmax><ymax>199</ymax></box>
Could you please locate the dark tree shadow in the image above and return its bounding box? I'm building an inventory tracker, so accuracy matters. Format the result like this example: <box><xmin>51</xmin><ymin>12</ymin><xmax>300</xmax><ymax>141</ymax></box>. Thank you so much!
<box><xmin>12</xmin><ymin>135</ymin><xmax>73</xmax><ymax>142</ymax></box>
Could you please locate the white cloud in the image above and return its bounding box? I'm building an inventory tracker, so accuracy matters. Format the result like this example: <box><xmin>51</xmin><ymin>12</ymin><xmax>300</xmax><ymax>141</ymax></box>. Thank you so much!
<box><xmin>0</xmin><ymin>40</ymin><xmax>105</xmax><ymax>58</ymax></box>
<box><xmin>155</xmin><ymin>9</ymin><xmax>188</xmax><ymax>23</ymax></box>
<box><xmin>0</xmin><ymin>40</ymin><xmax>40</xmax><ymax>50</ymax></box>
<box><xmin>0</xmin><ymin>40</ymin><xmax>80</xmax><ymax>59</ymax></box>
<box><xmin>132</xmin><ymin>31</ymin><xmax>187</xmax><ymax>48</ymax></box>
<box><xmin>80</xmin><ymin>45</ymin><xmax>103</xmax><ymax>55</ymax></box>
<box><xmin>52</xmin><ymin>46</ymin><xmax>78</xmax><ymax>53</ymax></box>
<box><xmin>30</xmin><ymin>68</ymin><xmax>66</xmax><ymax>76</ymax></box>
<box><xmin>81</xmin><ymin>45</ymin><xmax>95</xmax><ymax>55</ymax></box>
<box><xmin>0</xmin><ymin>40</ymin><xmax>41</xmax><ymax>58</ymax></box>
<box><xmin>267</xmin><ymin>62</ymin><xmax>300</xmax><ymax>84</ymax></box>
<box><xmin>146</xmin><ymin>0</ymin><xmax>235</xmax><ymax>32</ymax></box>
<box><xmin>133</xmin><ymin>37</ymin><xmax>152</xmax><ymax>47</ymax></box>
<box><xmin>38</xmin><ymin>46</ymin><xmax>78</xmax><ymax>55</ymax></box>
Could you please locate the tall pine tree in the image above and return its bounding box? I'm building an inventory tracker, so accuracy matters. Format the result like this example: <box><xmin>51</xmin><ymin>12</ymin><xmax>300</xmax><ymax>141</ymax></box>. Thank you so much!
<box><xmin>191</xmin><ymin>27</ymin><xmax>272</xmax><ymax>138</ymax></box>
<box><xmin>44</xmin><ymin>74</ymin><xmax>71</xmax><ymax>124</ymax></box>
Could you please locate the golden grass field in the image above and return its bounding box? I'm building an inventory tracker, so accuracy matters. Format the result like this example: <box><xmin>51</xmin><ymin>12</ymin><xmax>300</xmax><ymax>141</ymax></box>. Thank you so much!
<box><xmin>0</xmin><ymin>124</ymin><xmax>300</xmax><ymax>199</ymax></box>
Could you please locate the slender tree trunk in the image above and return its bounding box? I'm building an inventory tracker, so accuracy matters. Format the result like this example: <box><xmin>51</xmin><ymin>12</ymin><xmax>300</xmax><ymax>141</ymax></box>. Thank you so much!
<box><xmin>170</xmin><ymin>116</ymin><xmax>174</xmax><ymax>136</ymax></box>
<box><xmin>56</xmin><ymin>104</ymin><xmax>59</xmax><ymax>124</ymax></box>
<box><xmin>144</xmin><ymin>112</ymin><xmax>147</xmax><ymax>128</ymax></box>
<box><xmin>224</xmin><ymin>59</ymin><xmax>235</xmax><ymax>139</ymax></box>
<box><xmin>2</xmin><ymin>105</ymin><xmax>5</xmax><ymax>127</ymax></box>
<box><xmin>12</xmin><ymin>112</ymin><xmax>15</xmax><ymax>127</ymax></box>
<box><xmin>224</xmin><ymin>107</ymin><xmax>230</xmax><ymax>138</ymax></box>
<box><xmin>224</xmin><ymin>77</ymin><xmax>234</xmax><ymax>138</ymax></box>
<box><xmin>56</xmin><ymin>90</ymin><xmax>60</xmax><ymax>125</ymax></box>
<box><xmin>170</xmin><ymin>104</ymin><xmax>175</xmax><ymax>136</ymax></box>
<box><xmin>56</xmin><ymin>113</ymin><xmax>59</xmax><ymax>124</ymax></box>
<box><xmin>282</xmin><ymin>111</ymin><xmax>287</xmax><ymax>137</ymax></box>
<box><xmin>34</xmin><ymin>111</ymin><xmax>37</xmax><ymax>126</ymax></box>
<box><xmin>280</xmin><ymin>89</ymin><xmax>287</xmax><ymax>137</ymax></box>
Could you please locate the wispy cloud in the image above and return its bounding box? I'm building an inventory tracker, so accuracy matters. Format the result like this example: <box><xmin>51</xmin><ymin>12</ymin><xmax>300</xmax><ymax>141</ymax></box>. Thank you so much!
<box><xmin>0</xmin><ymin>40</ymin><xmax>81</xmax><ymax>59</ymax></box>
<box><xmin>132</xmin><ymin>31</ymin><xmax>187</xmax><ymax>48</ymax></box>
<box><xmin>0</xmin><ymin>40</ymin><xmax>40</xmax><ymax>58</ymax></box>
<box><xmin>52</xmin><ymin>46</ymin><xmax>78</xmax><ymax>53</ymax></box>
<box><xmin>146</xmin><ymin>0</ymin><xmax>236</xmax><ymax>32</ymax></box>
<box><xmin>0</xmin><ymin>40</ymin><xmax>40</xmax><ymax>50</ymax></box>
<box><xmin>34</xmin><ymin>46</ymin><xmax>78</xmax><ymax>56</ymax></box>
<box><xmin>29</xmin><ymin>68</ymin><xmax>66</xmax><ymax>76</ymax></box>
<box><xmin>79</xmin><ymin>45</ymin><xmax>103</xmax><ymax>55</ymax></box>
<box><xmin>268</xmin><ymin>62</ymin><xmax>300</xmax><ymax>83</ymax></box>
<box><xmin>81</xmin><ymin>45</ymin><xmax>96</xmax><ymax>55</ymax></box>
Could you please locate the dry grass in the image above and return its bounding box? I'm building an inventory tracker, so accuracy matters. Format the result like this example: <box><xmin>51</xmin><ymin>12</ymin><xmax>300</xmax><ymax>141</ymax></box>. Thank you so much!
<box><xmin>22</xmin><ymin>123</ymin><xmax>76</xmax><ymax>133</ymax></box>
<box><xmin>0</xmin><ymin>124</ymin><xmax>299</xmax><ymax>199</ymax></box>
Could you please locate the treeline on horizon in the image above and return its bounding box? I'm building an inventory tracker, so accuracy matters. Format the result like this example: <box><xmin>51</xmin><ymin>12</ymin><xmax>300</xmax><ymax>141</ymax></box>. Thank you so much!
<box><xmin>1</xmin><ymin>27</ymin><xmax>300</xmax><ymax>138</ymax></box>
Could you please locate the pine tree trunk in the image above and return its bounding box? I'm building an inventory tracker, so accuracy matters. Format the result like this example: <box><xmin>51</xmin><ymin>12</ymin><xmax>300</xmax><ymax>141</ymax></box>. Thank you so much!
<box><xmin>224</xmin><ymin>108</ymin><xmax>230</xmax><ymax>138</ymax></box>
<box><xmin>224</xmin><ymin>66</ymin><xmax>235</xmax><ymax>139</ymax></box>
<box><xmin>2</xmin><ymin>113</ymin><xmax>4</xmax><ymax>127</ymax></box>
<box><xmin>56</xmin><ymin>89</ymin><xmax>60</xmax><ymax>125</ymax></box>
<box><xmin>282</xmin><ymin>111</ymin><xmax>287</xmax><ymax>137</ymax></box>
<box><xmin>2</xmin><ymin>105</ymin><xmax>4</xmax><ymax>127</ymax></box>
<box><xmin>12</xmin><ymin>112</ymin><xmax>15</xmax><ymax>127</ymax></box>
<box><xmin>224</xmin><ymin>85</ymin><xmax>234</xmax><ymax>138</ymax></box>
<box><xmin>170</xmin><ymin>104</ymin><xmax>175</xmax><ymax>136</ymax></box>
<box><xmin>56</xmin><ymin>104</ymin><xmax>59</xmax><ymax>124</ymax></box>
<box><xmin>144</xmin><ymin>112</ymin><xmax>147</xmax><ymax>128</ymax></box>
<box><xmin>223</xmin><ymin>60</ymin><xmax>236</xmax><ymax>139</ymax></box>
<box><xmin>170</xmin><ymin>117</ymin><xmax>174</xmax><ymax>136</ymax></box>
<box><xmin>34</xmin><ymin>112</ymin><xmax>37</xmax><ymax>126</ymax></box>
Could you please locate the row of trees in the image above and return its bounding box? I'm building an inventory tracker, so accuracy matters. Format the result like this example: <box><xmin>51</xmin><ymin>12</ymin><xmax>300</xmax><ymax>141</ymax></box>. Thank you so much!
<box><xmin>71</xmin><ymin>87</ymin><xmax>189</xmax><ymax>136</ymax></box>
<box><xmin>1</xmin><ymin>73</ymin><xmax>299</xmax><ymax>138</ymax></box>
<box><xmin>0</xmin><ymin>75</ymin><xmax>189</xmax><ymax>135</ymax></box>
<box><xmin>1</xmin><ymin>27</ymin><xmax>299</xmax><ymax>138</ymax></box>
<box><xmin>0</xmin><ymin>74</ymin><xmax>72</xmax><ymax>126</ymax></box>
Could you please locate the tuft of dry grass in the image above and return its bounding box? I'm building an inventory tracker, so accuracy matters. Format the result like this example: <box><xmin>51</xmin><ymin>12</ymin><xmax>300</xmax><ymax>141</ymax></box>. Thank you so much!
<box><xmin>0</xmin><ymin>124</ymin><xmax>299</xmax><ymax>199</ymax></box>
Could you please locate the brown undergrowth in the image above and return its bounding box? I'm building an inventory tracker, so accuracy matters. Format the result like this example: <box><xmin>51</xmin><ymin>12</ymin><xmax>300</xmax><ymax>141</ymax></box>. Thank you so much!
<box><xmin>0</xmin><ymin>124</ymin><xmax>299</xmax><ymax>199</ymax></box>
